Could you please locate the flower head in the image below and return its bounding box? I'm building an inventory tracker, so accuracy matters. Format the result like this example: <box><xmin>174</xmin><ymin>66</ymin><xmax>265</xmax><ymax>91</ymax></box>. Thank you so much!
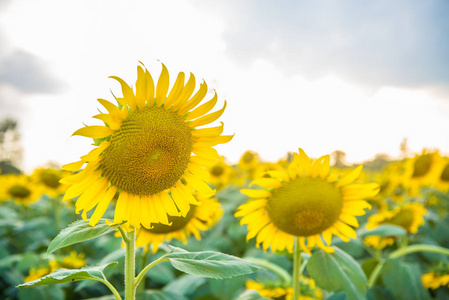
<box><xmin>135</xmin><ymin>194</ymin><xmax>223</xmax><ymax>253</ymax></box>
<box><xmin>61</xmin><ymin>63</ymin><xmax>232</xmax><ymax>228</ymax></box>
<box><xmin>235</xmin><ymin>149</ymin><xmax>379</xmax><ymax>254</ymax></box>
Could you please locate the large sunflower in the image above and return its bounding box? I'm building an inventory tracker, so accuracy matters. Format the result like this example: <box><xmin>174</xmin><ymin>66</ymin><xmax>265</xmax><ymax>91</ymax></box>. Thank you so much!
<box><xmin>61</xmin><ymin>63</ymin><xmax>232</xmax><ymax>228</ymax></box>
<box><xmin>235</xmin><ymin>149</ymin><xmax>379</xmax><ymax>254</ymax></box>
<box><xmin>135</xmin><ymin>195</ymin><xmax>223</xmax><ymax>253</ymax></box>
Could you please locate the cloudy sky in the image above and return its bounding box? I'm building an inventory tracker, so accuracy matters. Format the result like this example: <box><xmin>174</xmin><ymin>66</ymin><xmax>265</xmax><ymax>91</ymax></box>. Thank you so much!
<box><xmin>1</xmin><ymin>0</ymin><xmax>449</xmax><ymax>172</ymax></box>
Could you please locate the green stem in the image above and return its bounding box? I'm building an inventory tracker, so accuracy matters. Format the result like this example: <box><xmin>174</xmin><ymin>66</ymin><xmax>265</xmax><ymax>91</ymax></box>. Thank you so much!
<box><xmin>93</xmin><ymin>278</ymin><xmax>122</xmax><ymax>300</ymax></box>
<box><xmin>368</xmin><ymin>244</ymin><xmax>449</xmax><ymax>287</ymax></box>
<box><xmin>137</xmin><ymin>245</ymin><xmax>150</xmax><ymax>293</ymax></box>
<box><xmin>135</xmin><ymin>256</ymin><xmax>170</xmax><ymax>288</ymax></box>
<box><xmin>292</xmin><ymin>237</ymin><xmax>302</xmax><ymax>300</ymax></box>
<box><xmin>124</xmin><ymin>229</ymin><xmax>136</xmax><ymax>300</ymax></box>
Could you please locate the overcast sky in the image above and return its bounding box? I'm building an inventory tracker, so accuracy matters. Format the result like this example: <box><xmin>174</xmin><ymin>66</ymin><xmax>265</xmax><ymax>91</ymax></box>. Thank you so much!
<box><xmin>1</xmin><ymin>0</ymin><xmax>449</xmax><ymax>172</ymax></box>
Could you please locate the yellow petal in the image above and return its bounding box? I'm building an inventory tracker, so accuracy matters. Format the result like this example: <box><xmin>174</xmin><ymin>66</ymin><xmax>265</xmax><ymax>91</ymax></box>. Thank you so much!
<box><xmin>61</xmin><ymin>160</ymin><xmax>84</xmax><ymax>171</ymax></box>
<box><xmin>240</xmin><ymin>189</ymin><xmax>272</xmax><ymax>198</ymax></box>
<box><xmin>80</xmin><ymin>141</ymin><xmax>110</xmax><ymax>162</ymax></box>
<box><xmin>186</xmin><ymin>92</ymin><xmax>217</xmax><ymax>120</ymax></box>
<box><xmin>249</xmin><ymin>178</ymin><xmax>282</xmax><ymax>189</ymax></box>
<box><xmin>170</xmin><ymin>186</ymin><xmax>191</xmax><ymax>216</ymax></box>
<box><xmin>297</xmin><ymin>149</ymin><xmax>311</xmax><ymax>176</ymax></box>
<box><xmin>336</xmin><ymin>165</ymin><xmax>363</xmax><ymax>187</ymax></box>
<box><xmin>89</xmin><ymin>186</ymin><xmax>117</xmax><ymax>226</ymax></box>
<box><xmin>173</xmin><ymin>72</ymin><xmax>196</xmax><ymax>111</ymax></box>
<box><xmin>97</xmin><ymin>98</ymin><xmax>121</xmax><ymax>117</ymax></box>
<box><xmin>75</xmin><ymin>177</ymin><xmax>109</xmax><ymax>213</ymax></box>
<box><xmin>183</xmin><ymin>172</ymin><xmax>214</xmax><ymax>194</ymax></box>
<box><xmin>109</xmin><ymin>76</ymin><xmax>137</xmax><ymax>110</ymax></box>
<box><xmin>155</xmin><ymin>63</ymin><xmax>169</xmax><ymax>106</ymax></box>
<box><xmin>319</xmin><ymin>155</ymin><xmax>330</xmax><ymax>179</ymax></box>
<box><xmin>113</xmin><ymin>192</ymin><xmax>127</xmax><ymax>224</ymax></box>
<box><xmin>188</xmin><ymin>101</ymin><xmax>227</xmax><ymax>128</ymax></box>
<box><xmin>72</xmin><ymin>126</ymin><xmax>113</xmax><ymax>139</ymax></box>
<box><xmin>164</xmin><ymin>72</ymin><xmax>185</xmax><ymax>108</ymax></box>
<box><xmin>334</xmin><ymin>221</ymin><xmax>357</xmax><ymax>239</ymax></box>
<box><xmin>159</xmin><ymin>191</ymin><xmax>181</xmax><ymax>217</ymax></box>
<box><xmin>192</xmin><ymin>122</ymin><xmax>224</xmax><ymax>138</ymax></box>
<box><xmin>178</xmin><ymin>81</ymin><xmax>208</xmax><ymax>115</ymax></box>
<box><xmin>339</xmin><ymin>213</ymin><xmax>359</xmax><ymax>227</ymax></box>
<box><xmin>135</xmin><ymin>65</ymin><xmax>147</xmax><ymax>109</ymax></box>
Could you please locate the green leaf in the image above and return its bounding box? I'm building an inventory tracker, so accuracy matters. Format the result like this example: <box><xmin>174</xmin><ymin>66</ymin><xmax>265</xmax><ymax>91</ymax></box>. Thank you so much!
<box><xmin>163</xmin><ymin>246</ymin><xmax>260</xmax><ymax>279</ymax></box>
<box><xmin>380</xmin><ymin>258</ymin><xmax>431</xmax><ymax>300</ymax></box>
<box><xmin>306</xmin><ymin>247</ymin><xmax>367</xmax><ymax>300</ymax></box>
<box><xmin>235</xmin><ymin>289</ymin><xmax>270</xmax><ymax>300</ymax></box>
<box><xmin>244</xmin><ymin>257</ymin><xmax>292</xmax><ymax>285</ymax></box>
<box><xmin>136</xmin><ymin>290</ymin><xmax>188</xmax><ymax>300</ymax></box>
<box><xmin>358</xmin><ymin>224</ymin><xmax>406</xmax><ymax>237</ymax></box>
<box><xmin>162</xmin><ymin>274</ymin><xmax>206</xmax><ymax>296</ymax></box>
<box><xmin>47</xmin><ymin>219</ymin><xmax>122</xmax><ymax>255</ymax></box>
<box><xmin>17</xmin><ymin>262</ymin><xmax>117</xmax><ymax>289</ymax></box>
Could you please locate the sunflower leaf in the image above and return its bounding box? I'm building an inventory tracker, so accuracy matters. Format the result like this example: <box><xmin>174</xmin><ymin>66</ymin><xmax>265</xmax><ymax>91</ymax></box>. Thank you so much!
<box><xmin>380</xmin><ymin>258</ymin><xmax>431</xmax><ymax>300</ymax></box>
<box><xmin>47</xmin><ymin>219</ymin><xmax>122</xmax><ymax>255</ymax></box>
<box><xmin>358</xmin><ymin>224</ymin><xmax>407</xmax><ymax>237</ymax></box>
<box><xmin>162</xmin><ymin>246</ymin><xmax>260</xmax><ymax>279</ymax></box>
<box><xmin>306</xmin><ymin>246</ymin><xmax>367</xmax><ymax>300</ymax></box>
<box><xmin>16</xmin><ymin>262</ymin><xmax>117</xmax><ymax>289</ymax></box>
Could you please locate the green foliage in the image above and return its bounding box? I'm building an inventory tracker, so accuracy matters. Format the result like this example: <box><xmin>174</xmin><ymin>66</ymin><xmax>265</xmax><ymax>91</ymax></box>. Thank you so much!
<box><xmin>162</xmin><ymin>246</ymin><xmax>260</xmax><ymax>279</ymax></box>
<box><xmin>47</xmin><ymin>219</ymin><xmax>122</xmax><ymax>255</ymax></box>
<box><xmin>306</xmin><ymin>247</ymin><xmax>367</xmax><ymax>300</ymax></box>
<box><xmin>17</xmin><ymin>263</ymin><xmax>117</xmax><ymax>290</ymax></box>
<box><xmin>358</xmin><ymin>224</ymin><xmax>407</xmax><ymax>237</ymax></box>
<box><xmin>380</xmin><ymin>259</ymin><xmax>431</xmax><ymax>300</ymax></box>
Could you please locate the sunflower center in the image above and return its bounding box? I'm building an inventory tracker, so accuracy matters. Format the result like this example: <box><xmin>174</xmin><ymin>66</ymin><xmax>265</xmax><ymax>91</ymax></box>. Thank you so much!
<box><xmin>100</xmin><ymin>105</ymin><xmax>193</xmax><ymax>196</ymax></box>
<box><xmin>147</xmin><ymin>205</ymin><xmax>197</xmax><ymax>234</ymax></box>
<box><xmin>440</xmin><ymin>164</ymin><xmax>449</xmax><ymax>182</ymax></box>
<box><xmin>266</xmin><ymin>177</ymin><xmax>343</xmax><ymax>236</ymax></box>
<box><xmin>385</xmin><ymin>209</ymin><xmax>413</xmax><ymax>230</ymax></box>
<box><xmin>40</xmin><ymin>170</ymin><xmax>61</xmax><ymax>188</ymax></box>
<box><xmin>412</xmin><ymin>154</ymin><xmax>432</xmax><ymax>178</ymax></box>
<box><xmin>9</xmin><ymin>184</ymin><xmax>31</xmax><ymax>198</ymax></box>
<box><xmin>210</xmin><ymin>165</ymin><xmax>224</xmax><ymax>177</ymax></box>
<box><xmin>242</xmin><ymin>152</ymin><xmax>254</xmax><ymax>163</ymax></box>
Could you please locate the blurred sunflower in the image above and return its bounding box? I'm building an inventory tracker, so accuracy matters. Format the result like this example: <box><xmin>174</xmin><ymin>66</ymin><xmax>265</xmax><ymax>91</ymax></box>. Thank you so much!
<box><xmin>366</xmin><ymin>203</ymin><xmax>426</xmax><ymax>234</ymax></box>
<box><xmin>422</xmin><ymin>269</ymin><xmax>449</xmax><ymax>290</ymax></box>
<box><xmin>363</xmin><ymin>235</ymin><xmax>396</xmax><ymax>250</ymax></box>
<box><xmin>235</xmin><ymin>149</ymin><xmax>379</xmax><ymax>254</ymax></box>
<box><xmin>0</xmin><ymin>174</ymin><xmax>43</xmax><ymax>205</ymax></box>
<box><xmin>246</xmin><ymin>276</ymin><xmax>322</xmax><ymax>300</ymax></box>
<box><xmin>135</xmin><ymin>195</ymin><xmax>223</xmax><ymax>253</ymax></box>
<box><xmin>60</xmin><ymin>251</ymin><xmax>87</xmax><ymax>269</ymax></box>
<box><xmin>61</xmin><ymin>63</ymin><xmax>232</xmax><ymax>228</ymax></box>
<box><xmin>208</xmin><ymin>156</ymin><xmax>236</xmax><ymax>189</ymax></box>
<box><xmin>402</xmin><ymin>150</ymin><xmax>441</xmax><ymax>195</ymax></box>
<box><xmin>434</xmin><ymin>156</ymin><xmax>449</xmax><ymax>192</ymax></box>
<box><xmin>24</xmin><ymin>260</ymin><xmax>59</xmax><ymax>282</ymax></box>
<box><xmin>32</xmin><ymin>168</ymin><xmax>69</xmax><ymax>198</ymax></box>
<box><xmin>238</xmin><ymin>150</ymin><xmax>260</xmax><ymax>171</ymax></box>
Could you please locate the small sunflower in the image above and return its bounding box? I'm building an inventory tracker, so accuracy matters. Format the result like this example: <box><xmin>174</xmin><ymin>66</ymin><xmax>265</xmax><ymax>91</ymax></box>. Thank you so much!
<box><xmin>422</xmin><ymin>269</ymin><xmax>449</xmax><ymax>290</ymax></box>
<box><xmin>135</xmin><ymin>194</ymin><xmax>223</xmax><ymax>253</ymax></box>
<box><xmin>366</xmin><ymin>202</ymin><xmax>426</xmax><ymax>234</ymax></box>
<box><xmin>32</xmin><ymin>167</ymin><xmax>69</xmax><ymax>198</ymax></box>
<box><xmin>0</xmin><ymin>174</ymin><xmax>43</xmax><ymax>205</ymax></box>
<box><xmin>60</xmin><ymin>251</ymin><xmax>87</xmax><ymax>269</ymax></box>
<box><xmin>246</xmin><ymin>276</ymin><xmax>322</xmax><ymax>300</ymax></box>
<box><xmin>363</xmin><ymin>235</ymin><xmax>396</xmax><ymax>250</ymax></box>
<box><xmin>434</xmin><ymin>156</ymin><xmax>449</xmax><ymax>192</ymax></box>
<box><xmin>402</xmin><ymin>150</ymin><xmax>441</xmax><ymax>195</ymax></box>
<box><xmin>208</xmin><ymin>156</ymin><xmax>236</xmax><ymax>189</ymax></box>
<box><xmin>24</xmin><ymin>260</ymin><xmax>59</xmax><ymax>282</ymax></box>
<box><xmin>235</xmin><ymin>149</ymin><xmax>379</xmax><ymax>254</ymax></box>
<box><xmin>61</xmin><ymin>63</ymin><xmax>232</xmax><ymax>228</ymax></box>
<box><xmin>238</xmin><ymin>150</ymin><xmax>260</xmax><ymax>171</ymax></box>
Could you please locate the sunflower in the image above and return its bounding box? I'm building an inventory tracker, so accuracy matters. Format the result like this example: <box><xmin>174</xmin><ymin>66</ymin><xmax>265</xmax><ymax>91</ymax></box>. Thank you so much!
<box><xmin>208</xmin><ymin>156</ymin><xmax>236</xmax><ymax>189</ymax></box>
<box><xmin>0</xmin><ymin>174</ymin><xmax>43</xmax><ymax>205</ymax></box>
<box><xmin>422</xmin><ymin>268</ymin><xmax>449</xmax><ymax>290</ymax></box>
<box><xmin>24</xmin><ymin>260</ymin><xmax>59</xmax><ymax>283</ymax></box>
<box><xmin>60</xmin><ymin>63</ymin><xmax>232</xmax><ymax>228</ymax></box>
<box><xmin>363</xmin><ymin>235</ymin><xmax>396</xmax><ymax>250</ymax></box>
<box><xmin>402</xmin><ymin>150</ymin><xmax>441</xmax><ymax>195</ymax></box>
<box><xmin>434</xmin><ymin>156</ymin><xmax>449</xmax><ymax>192</ymax></box>
<box><xmin>238</xmin><ymin>150</ymin><xmax>261</xmax><ymax>171</ymax></box>
<box><xmin>235</xmin><ymin>149</ymin><xmax>379</xmax><ymax>254</ymax></box>
<box><xmin>366</xmin><ymin>202</ymin><xmax>426</xmax><ymax>234</ymax></box>
<box><xmin>246</xmin><ymin>276</ymin><xmax>322</xmax><ymax>300</ymax></box>
<box><xmin>32</xmin><ymin>167</ymin><xmax>69</xmax><ymax>198</ymax></box>
<box><xmin>135</xmin><ymin>194</ymin><xmax>222</xmax><ymax>253</ymax></box>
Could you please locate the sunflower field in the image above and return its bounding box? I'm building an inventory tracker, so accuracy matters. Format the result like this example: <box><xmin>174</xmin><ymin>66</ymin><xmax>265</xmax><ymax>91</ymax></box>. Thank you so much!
<box><xmin>1</xmin><ymin>64</ymin><xmax>449</xmax><ymax>300</ymax></box>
